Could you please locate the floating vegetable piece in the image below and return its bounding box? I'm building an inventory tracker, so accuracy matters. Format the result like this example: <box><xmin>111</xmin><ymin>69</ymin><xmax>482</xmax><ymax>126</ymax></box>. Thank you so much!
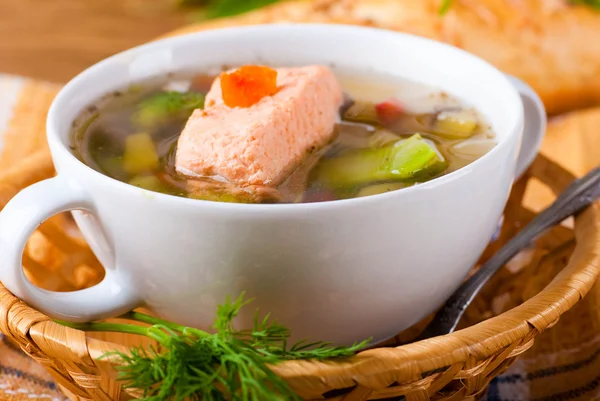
<box><xmin>339</xmin><ymin>93</ymin><xmax>355</xmax><ymax>115</ymax></box>
<box><xmin>343</xmin><ymin>100</ymin><xmax>379</xmax><ymax>124</ymax></box>
<box><xmin>132</xmin><ymin>91</ymin><xmax>205</xmax><ymax>128</ymax></box>
<box><xmin>314</xmin><ymin>134</ymin><xmax>447</xmax><ymax>188</ymax></box>
<box><xmin>336</xmin><ymin>121</ymin><xmax>376</xmax><ymax>137</ymax></box>
<box><xmin>123</xmin><ymin>133</ymin><xmax>159</xmax><ymax>175</ymax></box>
<box><xmin>190</xmin><ymin>74</ymin><xmax>216</xmax><ymax>93</ymax></box>
<box><xmin>128</xmin><ymin>175</ymin><xmax>169</xmax><ymax>193</ymax></box>
<box><xmin>450</xmin><ymin>138</ymin><xmax>496</xmax><ymax>158</ymax></box>
<box><xmin>97</xmin><ymin>156</ymin><xmax>128</xmax><ymax>181</ymax></box>
<box><xmin>357</xmin><ymin>182</ymin><xmax>408</xmax><ymax>197</ymax></box>
<box><xmin>368</xmin><ymin>128</ymin><xmax>402</xmax><ymax>148</ymax></box>
<box><xmin>303</xmin><ymin>187</ymin><xmax>338</xmax><ymax>203</ymax></box>
<box><xmin>220</xmin><ymin>65</ymin><xmax>278</xmax><ymax>108</ymax></box>
<box><xmin>162</xmin><ymin>80</ymin><xmax>192</xmax><ymax>93</ymax></box>
<box><xmin>434</xmin><ymin>109</ymin><xmax>478</xmax><ymax>138</ymax></box>
<box><xmin>187</xmin><ymin>180</ymin><xmax>282</xmax><ymax>203</ymax></box>
<box><xmin>375</xmin><ymin>97</ymin><xmax>405</xmax><ymax>125</ymax></box>
<box><xmin>188</xmin><ymin>190</ymin><xmax>249</xmax><ymax>203</ymax></box>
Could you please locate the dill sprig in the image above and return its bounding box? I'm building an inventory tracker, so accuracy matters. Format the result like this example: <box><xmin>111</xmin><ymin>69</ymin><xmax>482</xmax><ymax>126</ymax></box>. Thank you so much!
<box><xmin>178</xmin><ymin>0</ymin><xmax>280</xmax><ymax>19</ymax></box>
<box><xmin>56</xmin><ymin>293</ymin><xmax>370</xmax><ymax>400</ymax></box>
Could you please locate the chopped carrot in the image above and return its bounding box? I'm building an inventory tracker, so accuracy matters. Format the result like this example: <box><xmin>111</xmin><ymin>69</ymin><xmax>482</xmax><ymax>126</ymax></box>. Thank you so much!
<box><xmin>375</xmin><ymin>97</ymin><xmax>405</xmax><ymax>125</ymax></box>
<box><xmin>220</xmin><ymin>65</ymin><xmax>278</xmax><ymax>108</ymax></box>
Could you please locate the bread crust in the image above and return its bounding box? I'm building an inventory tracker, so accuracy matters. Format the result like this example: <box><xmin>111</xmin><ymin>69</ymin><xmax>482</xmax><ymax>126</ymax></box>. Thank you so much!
<box><xmin>162</xmin><ymin>0</ymin><xmax>600</xmax><ymax>115</ymax></box>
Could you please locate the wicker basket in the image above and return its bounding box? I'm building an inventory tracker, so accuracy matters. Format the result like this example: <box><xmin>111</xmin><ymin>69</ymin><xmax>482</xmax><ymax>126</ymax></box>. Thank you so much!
<box><xmin>0</xmin><ymin>12</ymin><xmax>599</xmax><ymax>396</ymax></box>
<box><xmin>0</xmin><ymin>140</ymin><xmax>598</xmax><ymax>401</ymax></box>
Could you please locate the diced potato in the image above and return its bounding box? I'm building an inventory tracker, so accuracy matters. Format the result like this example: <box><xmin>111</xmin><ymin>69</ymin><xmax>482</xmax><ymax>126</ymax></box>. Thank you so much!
<box><xmin>434</xmin><ymin>109</ymin><xmax>478</xmax><ymax>139</ymax></box>
<box><xmin>123</xmin><ymin>133</ymin><xmax>159</xmax><ymax>175</ymax></box>
<box><xmin>314</xmin><ymin>134</ymin><xmax>447</xmax><ymax>188</ymax></box>
<box><xmin>357</xmin><ymin>182</ymin><xmax>407</xmax><ymax>197</ymax></box>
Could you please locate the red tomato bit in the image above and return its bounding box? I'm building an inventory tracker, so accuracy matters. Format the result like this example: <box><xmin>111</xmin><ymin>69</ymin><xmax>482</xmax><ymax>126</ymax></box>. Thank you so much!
<box><xmin>375</xmin><ymin>97</ymin><xmax>405</xmax><ymax>125</ymax></box>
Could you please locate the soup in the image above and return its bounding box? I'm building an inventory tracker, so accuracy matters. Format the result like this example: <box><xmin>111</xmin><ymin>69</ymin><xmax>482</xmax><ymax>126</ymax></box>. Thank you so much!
<box><xmin>70</xmin><ymin>65</ymin><xmax>496</xmax><ymax>204</ymax></box>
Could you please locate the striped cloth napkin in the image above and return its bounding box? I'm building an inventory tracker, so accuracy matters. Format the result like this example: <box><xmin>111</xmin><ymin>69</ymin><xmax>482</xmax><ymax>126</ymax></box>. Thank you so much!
<box><xmin>0</xmin><ymin>73</ymin><xmax>599</xmax><ymax>401</ymax></box>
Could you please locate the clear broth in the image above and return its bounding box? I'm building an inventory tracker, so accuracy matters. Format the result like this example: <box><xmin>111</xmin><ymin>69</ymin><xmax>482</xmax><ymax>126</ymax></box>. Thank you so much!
<box><xmin>70</xmin><ymin>69</ymin><xmax>496</xmax><ymax>204</ymax></box>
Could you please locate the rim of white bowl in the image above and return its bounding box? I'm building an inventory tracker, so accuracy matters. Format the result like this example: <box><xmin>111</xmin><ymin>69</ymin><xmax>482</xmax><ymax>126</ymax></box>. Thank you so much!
<box><xmin>47</xmin><ymin>23</ymin><xmax>524</xmax><ymax>212</ymax></box>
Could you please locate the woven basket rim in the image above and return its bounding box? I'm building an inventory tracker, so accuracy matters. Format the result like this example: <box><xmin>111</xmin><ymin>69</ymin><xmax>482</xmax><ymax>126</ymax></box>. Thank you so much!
<box><xmin>2</xmin><ymin>201</ymin><xmax>598</xmax><ymax>391</ymax></box>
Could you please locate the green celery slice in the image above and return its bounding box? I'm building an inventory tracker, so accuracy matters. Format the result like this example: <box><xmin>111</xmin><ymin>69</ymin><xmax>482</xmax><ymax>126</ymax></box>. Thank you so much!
<box><xmin>314</xmin><ymin>134</ymin><xmax>447</xmax><ymax>188</ymax></box>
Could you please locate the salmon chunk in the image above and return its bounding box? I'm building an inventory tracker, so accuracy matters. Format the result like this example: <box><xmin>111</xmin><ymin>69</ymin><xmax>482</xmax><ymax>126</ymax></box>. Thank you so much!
<box><xmin>175</xmin><ymin>65</ymin><xmax>344</xmax><ymax>186</ymax></box>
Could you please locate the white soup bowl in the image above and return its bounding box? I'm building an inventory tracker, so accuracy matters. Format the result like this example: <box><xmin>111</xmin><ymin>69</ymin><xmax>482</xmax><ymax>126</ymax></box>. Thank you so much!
<box><xmin>0</xmin><ymin>24</ymin><xmax>545</xmax><ymax>345</ymax></box>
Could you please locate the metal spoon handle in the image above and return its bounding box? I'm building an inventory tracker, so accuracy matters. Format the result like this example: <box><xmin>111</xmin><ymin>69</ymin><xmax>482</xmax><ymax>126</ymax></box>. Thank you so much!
<box><xmin>417</xmin><ymin>166</ymin><xmax>600</xmax><ymax>340</ymax></box>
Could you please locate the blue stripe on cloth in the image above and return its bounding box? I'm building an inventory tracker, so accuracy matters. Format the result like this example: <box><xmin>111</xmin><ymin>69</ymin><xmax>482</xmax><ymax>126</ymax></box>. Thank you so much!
<box><xmin>0</xmin><ymin>364</ymin><xmax>58</xmax><ymax>390</ymax></box>
<box><xmin>486</xmin><ymin>377</ymin><xmax>501</xmax><ymax>400</ymax></box>
<box><xmin>0</xmin><ymin>333</ymin><xmax>58</xmax><ymax>390</ymax></box>
<box><xmin>532</xmin><ymin>376</ymin><xmax>600</xmax><ymax>401</ymax></box>
<box><xmin>1</xmin><ymin>334</ymin><xmax>27</xmax><ymax>354</ymax></box>
<box><xmin>485</xmin><ymin>375</ymin><xmax>528</xmax><ymax>401</ymax></box>
<box><xmin>483</xmin><ymin>348</ymin><xmax>600</xmax><ymax>401</ymax></box>
<box><xmin>494</xmin><ymin>347</ymin><xmax>600</xmax><ymax>383</ymax></box>
<box><xmin>495</xmin><ymin>373</ymin><xmax>526</xmax><ymax>384</ymax></box>
<box><xmin>485</xmin><ymin>359</ymin><xmax>529</xmax><ymax>401</ymax></box>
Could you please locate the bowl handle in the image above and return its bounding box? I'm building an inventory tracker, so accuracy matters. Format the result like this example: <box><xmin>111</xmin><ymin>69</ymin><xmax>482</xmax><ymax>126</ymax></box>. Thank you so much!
<box><xmin>0</xmin><ymin>176</ymin><xmax>141</xmax><ymax>322</ymax></box>
<box><xmin>505</xmin><ymin>74</ymin><xmax>547</xmax><ymax>179</ymax></box>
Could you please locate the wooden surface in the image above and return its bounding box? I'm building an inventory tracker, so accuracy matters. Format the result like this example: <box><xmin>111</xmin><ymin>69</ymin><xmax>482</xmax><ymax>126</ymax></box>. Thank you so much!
<box><xmin>0</xmin><ymin>0</ymin><xmax>192</xmax><ymax>83</ymax></box>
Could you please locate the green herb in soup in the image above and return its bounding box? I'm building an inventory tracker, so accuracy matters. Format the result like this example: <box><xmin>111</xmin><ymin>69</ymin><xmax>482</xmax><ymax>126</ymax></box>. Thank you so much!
<box><xmin>132</xmin><ymin>91</ymin><xmax>205</xmax><ymax>129</ymax></box>
<box><xmin>70</xmin><ymin>65</ymin><xmax>496</xmax><ymax>204</ymax></box>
